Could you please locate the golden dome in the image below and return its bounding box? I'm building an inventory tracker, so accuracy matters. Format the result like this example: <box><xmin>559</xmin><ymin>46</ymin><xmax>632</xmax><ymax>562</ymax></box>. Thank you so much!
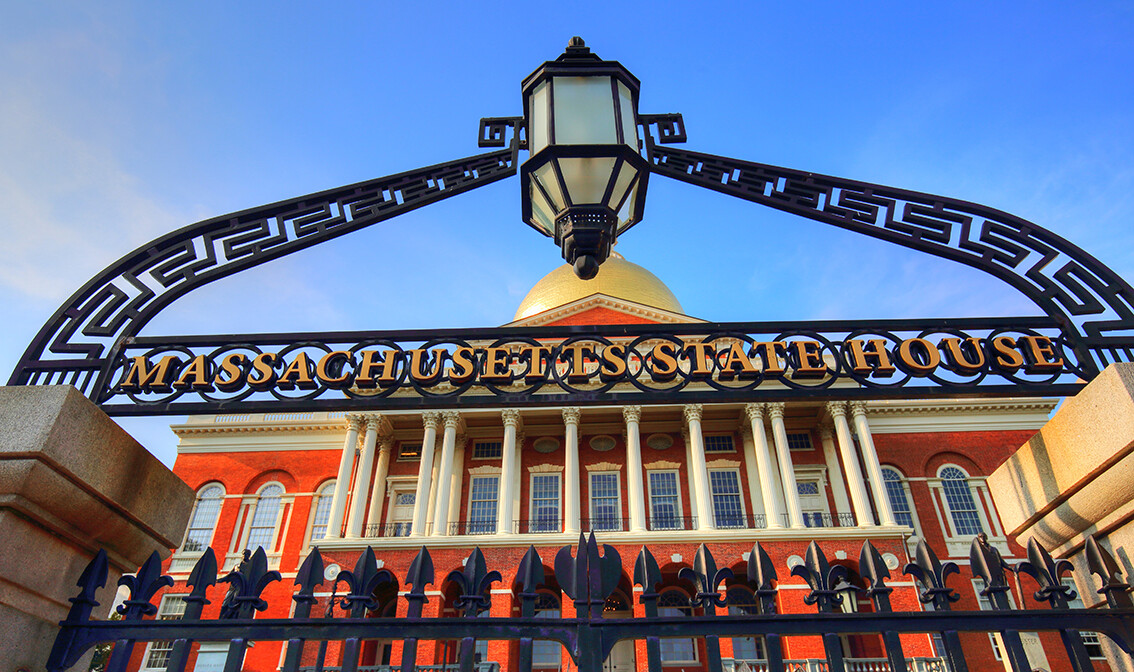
<box><xmin>514</xmin><ymin>252</ymin><xmax>685</xmax><ymax>321</ymax></box>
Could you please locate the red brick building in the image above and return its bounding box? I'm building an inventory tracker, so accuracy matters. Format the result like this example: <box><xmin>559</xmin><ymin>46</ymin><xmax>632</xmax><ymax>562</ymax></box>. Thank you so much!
<box><xmin>133</xmin><ymin>253</ymin><xmax>1105</xmax><ymax>672</ymax></box>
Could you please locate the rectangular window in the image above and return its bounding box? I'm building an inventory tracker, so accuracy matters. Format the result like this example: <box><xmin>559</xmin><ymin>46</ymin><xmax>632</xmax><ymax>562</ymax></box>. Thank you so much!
<box><xmin>1063</xmin><ymin>578</ymin><xmax>1106</xmax><ymax>658</ymax></box>
<box><xmin>709</xmin><ymin>470</ymin><xmax>745</xmax><ymax>528</ymax></box>
<box><xmin>468</xmin><ymin>476</ymin><xmax>498</xmax><ymax>534</ymax></box>
<box><xmin>398</xmin><ymin>443</ymin><xmax>422</xmax><ymax>461</ymax></box>
<box><xmin>703</xmin><ymin>435</ymin><xmax>735</xmax><ymax>453</ymax></box>
<box><xmin>473</xmin><ymin>441</ymin><xmax>503</xmax><ymax>459</ymax></box>
<box><xmin>589</xmin><ymin>472</ymin><xmax>622</xmax><ymax>531</ymax></box>
<box><xmin>143</xmin><ymin>595</ymin><xmax>187</xmax><ymax>669</ymax></box>
<box><xmin>786</xmin><ymin>432</ymin><xmax>813</xmax><ymax>451</ymax></box>
<box><xmin>648</xmin><ymin>471</ymin><xmax>683</xmax><ymax>530</ymax></box>
<box><xmin>530</xmin><ymin>474</ymin><xmax>561</xmax><ymax>533</ymax></box>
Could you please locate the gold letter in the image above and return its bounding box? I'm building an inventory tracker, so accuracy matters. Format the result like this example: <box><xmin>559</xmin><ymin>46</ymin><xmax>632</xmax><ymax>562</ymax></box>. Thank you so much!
<box><xmin>247</xmin><ymin>353</ymin><xmax>278</xmax><ymax>391</ymax></box>
<box><xmin>560</xmin><ymin>342</ymin><xmax>595</xmax><ymax>384</ymax></box>
<box><xmin>278</xmin><ymin>352</ymin><xmax>317</xmax><ymax>390</ymax></box>
<box><xmin>316</xmin><ymin>351</ymin><xmax>353</xmax><ymax>388</ymax></box>
<box><xmin>938</xmin><ymin>337</ymin><xmax>986</xmax><ymax>375</ymax></box>
<box><xmin>520</xmin><ymin>345</ymin><xmax>552</xmax><ymax>383</ymax></box>
<box><xmin>649</xmin><ymin>342</ymin><xmax>679</xmax><ymax>382</ymax></box>
<box><xmin>790</xmin><ymin>341</ymin><xmax>828</xmax><ymax>378</ymax></box>
<box><xmin>1018</xmin><ymin>335</ymin><xmax>1064</xmax><ymax>373</ymax></box>
<box><xmin>214</xmin><ymin>353</ymin><xmax>248</xmax><ymax>392</ymax></box>
<box><xmin>718</xmin><ymin>341</ymin><xmax>758</xmax><ymax>380</ymax></box>
<box><xmin>599</xmin><ymin>343</ymin><xmax>627</xmax><ymax>381</ymax></box>
<box><xmin>751</xmin><ymin>342</ymin><xmax>787</xmax><ymax>376</ymax></box>
<box><xmin>446</xmin><ymin>347</ymin><xmax>477</xmax><ymax>385</ymax></box>
<box><xmin>990</xmin><ymin>336</ymin><xmax>1025</xmax><ymax>372</ymax></box>
<box><xmin>895</xmin><ymin>338</ymin><xmax>941</xmax><ymax>376</ymax></box>
<box><xmin>408</xmin><ymin>348</ymin><xmax>446</xmax><ymax>386</ymax></box>
<box><xmin>119</xmin><ymin>355</ymin><xmax>181</xmax><ymax>392</ymax></box>
<box><xmin>355</xmin><ymin>350</ymin><xmax>401</xmax><ymax>388</ymax></box>
<box><xmin>481</xmin><ymin>347</ymin><xmax>513</xmax><ymax>384</ymax></box>
<box><xmin>846</xmin><ymin>339</ymin><xmax>896</xmax><ymax>377</ymax></box>
<box><xmin>173</xmin><ymin>354</ymin><xmax>214</xmax><ymax>391</ymax></box>
<box><xmin>683</xmin><ymin>342</ymin><xmax>716</xmax><ymax>380</ymax></box>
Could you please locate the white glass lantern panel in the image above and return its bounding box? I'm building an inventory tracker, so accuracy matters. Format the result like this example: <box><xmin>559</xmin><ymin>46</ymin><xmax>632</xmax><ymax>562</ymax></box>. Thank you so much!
<box><xmin>558</xmin><ymin>157</ymin><xmax>616</xmax><ymax>205</ymax></box>
<box><xmin>617</xmin><ymin>81</ymin><xmax>638</xmax><ymax>149</ymax></box>
<box><xmin>606</xmin><ymin>160</ymin><xmax>638</xmax><ymax>210</ymax></box>
<box><xmin>552</xmin><ymin>77</ymin><xmax>617</xmax><ymax>145</ymax></box>
<box><xmin>616</xmin><ymin>186</ymin><xmax>639</xmax><ymax>232</ymax></box>
<box><xmin>529</xmin><ymin>182</ymin><xmax>556</xmax><ymax>235</ymax></box>
<box><xmin>529</xmin><ymin>80</ymin><xmax>550</xmax><ymax>155</ymax></box>
<box><xmin>533</xmin><ymin>162</ymin><xmax>566</xmax><ymax>210</ymax></box>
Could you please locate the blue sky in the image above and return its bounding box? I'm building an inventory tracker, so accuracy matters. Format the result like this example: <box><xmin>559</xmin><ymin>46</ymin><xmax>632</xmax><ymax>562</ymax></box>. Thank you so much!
<box><xmin>2</xmin><ymin>2</ymin><xmax>1132</xmax><ymax>466</ymax></box>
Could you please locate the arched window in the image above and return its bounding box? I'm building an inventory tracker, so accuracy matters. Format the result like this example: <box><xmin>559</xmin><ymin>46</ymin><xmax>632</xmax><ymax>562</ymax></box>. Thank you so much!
<box><xmin>939</xmin><ymin>466</ymin><xmax>983</xmax><ymax>536</ymax></box>
<box><xmin>182</xmin><ymin>484</ymin><xmax>224</xmax><ymax>553</ymax></box>
<box><xmin>309</xmin><ymin>481</ymin><xmax>336</xmax><ymax>542</ymax></box>
<box><xmin>245</xmin><ymin>484</ymin><xmax>283</xmax><ymax>552</ymax></box>
<box><xmin>726</xmin><ymin>588</ymin><xmax>765</xmax><ymax>661</ymax></box>
<box><xmin>658</xmin><ymin>590</ymin><xmax>696</xmax><ymax>663</ymax></box>
<box><xmin>882</xmin><ymin>467</ymin><xmax>916</xmax><ymax>529</ymax></box>
<box><xmin>533</xmin><ymin>592</ymin><xmax>562</xmax><ymax>669</ymax></box>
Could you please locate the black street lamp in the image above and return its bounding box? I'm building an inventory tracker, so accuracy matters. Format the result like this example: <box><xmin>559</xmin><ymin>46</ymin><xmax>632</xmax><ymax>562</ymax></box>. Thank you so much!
<box><xmin>520</xmin><ymin>37</ymin><xmax>649</xmax><ymax>279</ymax></box>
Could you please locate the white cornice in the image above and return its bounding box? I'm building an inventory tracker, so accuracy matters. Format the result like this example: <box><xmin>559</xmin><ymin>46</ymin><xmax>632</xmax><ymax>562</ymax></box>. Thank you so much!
<box><xmin>504</xmin><ymin>293</ymin><xmax>705</xmax><ymax>328</ymax></box>
<box><xmin>862</xmin><ymin>398</ymin><xmax>1058</xmax><ymax>433</ymax></box>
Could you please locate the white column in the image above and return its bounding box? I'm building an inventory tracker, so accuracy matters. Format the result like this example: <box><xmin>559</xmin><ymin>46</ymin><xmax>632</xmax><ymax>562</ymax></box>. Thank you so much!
<box><xmin>365</xmin><ymin>437</ymin><xmax>393</xmax><ymax>536</ymax></box>
<box><xmin>739</xmin><ymin>423</ymin><xmax>766</xmax><ymax>521</ymax></box>
<box><xmin>346</xmin><ymin>414</ymin><xmax>380</xmax><ymax>537</ymax></box>
<box><xmin>819</xmin><ymin>423</ymin><xmax>852</xmax><ymax>518</ymax></box>
<box><xmin>683</xmin><ymin>428</ymin><xmax>701</xmax><ymax>527</ymax></box>
<box><xmin>448</xmin><ymin>437</ymin><xmax>465</xmax><ymax>526</ymax></box>
<box><xmin>563</xmin><ymin>408</ymin><xmax>581</xmax><ymax>535</ymax></box>
<box><xmin>767</xmin><ymin>403</ymin><xmax>804</xmax><ymax>528</ymax></box>
<box><xmin>498</xmin><ymin>409</ymin><xmax>522</xmax><ymax>535</ymax></box>
<box><xmin>623</xmin><ymin>406</ymin><xmax>646</xmax><ymax>532</ymax></box>
<box><xmin>744</xmin><ymin>403</ymin><xmax>783</xmax><ymax>529</ymax></box>
<box><xmin>684</xmin><ymin>404</ymin><xmax>715</xmax><ymax>531</ymax></box>
<box><xmin>827</xmin><ymin>401</ymin><xmax>873</xmax><ymax>526</ymax></box>
<box><xmin>425</xmin><ymin>449</ymin><xmax>442</xmax><ymax>531</ymax></box>
<box><xmin>325</xmin><ymin>415</ymin><xmax>361</xmax><ymax>539</ymax></box>
<box><xmin>512</xmin><ymin>433</ymin><xmax>523</xmax><ymax>530</ymax></box>
<box><xmin>411</xmin><ymin>412</ymin><xmax>440</xmax><ymax>537</ymax></box>
<box><xmin>431</xmin><ymin>411</ymin><xmax>462</xmax><ymax>536</ymax></box>
<box><xmin>850</xmin><ymin>402</ymin><xmax>898</xmax><ymax>527</ymax></box>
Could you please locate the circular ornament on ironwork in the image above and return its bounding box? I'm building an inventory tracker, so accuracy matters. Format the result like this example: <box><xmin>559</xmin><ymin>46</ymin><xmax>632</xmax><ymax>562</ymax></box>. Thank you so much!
<box><xmin>533</xmin><ymin>437</ymin><xmax>560</xmax><ymax>454</ymax></box>
<box><xmin>646</xmin><ymin>433</ymin><xmax>673</xmax><ymax>451</ymax></box>
<box><xmin>590</xmin><ymin>435</ymin><xmax>616</xmax><ymax>452</ymax></box>
<box><xmin>786</xmin><ymin>555</ymin><xmax>805</xmax><ymax>570</ymax></box>
<box><xmin>882</xmin><ymin>553</ymin><xmax>900</xmax><ymax>570</ymax></box>
<box><xmin>325</xmin><ymin>564</ymin><xmax>341</xmax><ymax>580</ymax></box>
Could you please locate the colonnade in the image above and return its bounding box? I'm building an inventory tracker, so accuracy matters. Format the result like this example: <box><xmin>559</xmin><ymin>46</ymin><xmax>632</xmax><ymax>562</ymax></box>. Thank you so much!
<box><xmin>322</xmin><ymin>401</ymin><xmax>898</xmax><ymax>540</ymax></box>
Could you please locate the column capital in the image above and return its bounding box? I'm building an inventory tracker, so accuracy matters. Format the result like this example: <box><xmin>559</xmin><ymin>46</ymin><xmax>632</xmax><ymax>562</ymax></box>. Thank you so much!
<box><xmin>362</xmin><ymin>412</ymin><xmax>391</xmax><ymax>434</ymax></box>
<box><xmin>345</xmin><ymin>414</ymin><xmax>364</xmax><ymax>431</ymax></box>
<box><xmin>818</xmin><ymin>423</ymin><xmax>835</xmax><ymax>441</ymax></box>
<box><xmin>515</xmin><ymin>432</ymin><xmax>526</xmax><ymax>446</ymax></box>
<box><xmin>622</xmin><ymin>405</ymin><xmax>642</xmax><ymax>424</ymax></box>
<box><xmin>378</xmin><ymin>436</ymin><xmax>395</xmax><ymax>452</ymax></box>
<box><xmin>849</xmin><ymin>401</ymin><xmax>869</xmax><ymax>418</ymax></box>
<box><xmin>422</xmin><ymin>411</ymin><xmax>442</xmax><ymax>430</ymax></box>
<box><xmin>502</xmin><ymin>408</ymin><xmax>523</xmax><ymax>429</ymax></box>
<box><xmin>766</xmin><ymin>402</ymin><xmax>785</xmax><ymax>421</ymax></box>
<box><xmin>562</xmin><ymin>407</ymin><xmax>581</xmax><ymax>426</ymax></box>
<box><xmin>442</xmin><ymin>410</ymin><xmax>463</xmax><ymax>430</ymax></box>
<box><xmin>683</xmin><ymin>404</ymin><xmax>703</xmax><ymax>424</ymax></box>
<box><xmin>743</xmin><ymin>402</ymin><xmax>765</xmax><ymax>423</ymax></box>
<box><xmin>825</xmin><ymin>401</ymin><xmax>848</xmax><ymax>419</ymax></box>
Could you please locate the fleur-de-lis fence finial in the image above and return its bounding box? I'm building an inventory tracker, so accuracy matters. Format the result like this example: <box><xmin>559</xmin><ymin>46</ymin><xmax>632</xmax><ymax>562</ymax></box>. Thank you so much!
<box><xmin>116</xmin><ymin>551</ymin><xmax>174</xmax><ymax>620</ymax></box>
<box><xmin>633</xmin><ymin>546</ymin><xmax>664</xmax><ymax>672</ymax></box>
<box><xmin>167</xmin><ymin>548</ymin><xmax>219</xmax><ymax>671</ymax></box>
<box><xmin>678</xmin><ymin>544</ymin><xmax>733</xmax><ymax>672</ymax></box>
<box><xmin>516</xmin><ymin>546</ymin><xmax>547</xmax><ymax>672</ymax></box>
<box><xmin>969</xmin><ymin>534</ymin><xmax>1030</xmax><ymax>672</ymax></box>
<box><xmin>399</xmin><ymin>546</ymin><xmax>435</xmax><ymax>672</ymax></box>
<box><xmin>218</xmin><ymin>546</ymin><xmax>281</xmax><ymax>619</ymax></box>
<box><xmin>555</xmin><ymin>532</ymin><xmax>621</xmax><ymax>619</ymax></box>
<box><xmin>903</xmin><ymin>539</ymin><xmax>969</xmax><ymax>672</ymax></box>
<box><xmin>859</xmin><ymin>541</ymin><xmax>907</xmax><ymax>672</ymax></box>
<box><xmin>1086</xmin><ymin>535</ymin><xmax>1134</xmax><ymax>609</ymax></box>
<box><xmin>47</xmin><ymin>549</ymin><xmax>109</xmax><ymax>672</ymax></box>
<box><xmin>337</xmin><ymin>546</ymin><xmax>396</xmax><ymax>671</ymax></box>
<box><xmin>282</xmin><ymin>547</ymin><xmax>325</xmax><ymax>672</ymax></box>
<box><xmin>447</xmin><ymin>547</ymin><xmax>502</xmax><ymax>672</ymax></box>
<box><xmin>746</xmin><ymin>542</ymin><xmax>778</xmax><ymax>615</ymax></box>
<box><xmin>790</xmin><ymin>541</ymin><xmax>847</xmax><ymax>613</ymax></box>
<box><xmin>1018</xmin><ymin>538</ymin><xmax>1096</xmax><ymax>670</ymax></box>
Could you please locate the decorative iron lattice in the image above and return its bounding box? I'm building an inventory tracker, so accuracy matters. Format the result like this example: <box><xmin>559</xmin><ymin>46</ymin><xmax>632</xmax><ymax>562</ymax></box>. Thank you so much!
<box><xmin>645</xmin><ymin>139</ymin><xmax>1134</xmax><ymax>377</ymax></box>
<box><xmin>50</xmin><ymin>533</ymin><xmax>1134</xmax><ymax>672</ymax></box>
<box><xmin>97</xmin><ymin>316</ymin><xmax>1083</xmax><ymax>415</ymax></box>
<box><xmin>7</xmin><ymin>148</ymin><xmax>517</xmax><ymax>396</ymax></box>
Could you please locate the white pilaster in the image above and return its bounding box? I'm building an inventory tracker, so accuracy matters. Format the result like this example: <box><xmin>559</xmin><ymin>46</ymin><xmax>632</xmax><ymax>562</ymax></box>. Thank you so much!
<box><xmin>410</xmin><ymin>412</ymin><xmax>440</xmax><ymax>537</ymax></box>
<box><xmin>684</xmin><ymin>404</ymin><xmax>715</xmax><ymax>531</ymax></box>
<box><xmin>563</xmin><ymin>408</ymin><xmax>581</xmax><ymax>535</ymax></box>
<box><xmin>431</xmin><ymin>411</ymin><xmax>462</xmax><ymax>536</ymax></box>
<box><xmin>448</xmin><ymin>437</ymin><xmax>465</xmax><ymax>527</ymax></box>
<box><xmin>744</xmin><ymin>403</ymin><xmax>783</xmax><ymax>529</ymax></box>
<box><xmin>325</xmin><ymin>415</ymin><xmax>361</xmax><ymax>539</ymax></box>
<box><xmin>623</xmin><ymin>406</ymin><xmax>647</xmax><ymax>532</ymax></box>
<box><xmin>767</xmin><ymin>402</ymin><xmax>804</xmax><ymax>528</ymax></box>
<box><xmin>346</xmin><ymin>414</ymin><xmax>380</xmax><ymax>537</ymax></box>
<box><xmin>819</xmin><ymin>423</ymin><xmax>852</xmax><ymax>517</ymax></box>
<box><xmin>738</xmin><ymin>422</ymin><xmax>766</xmax><ymax>522</ymax></box>
<box><xmin>850</xmin><ymin>402</ymin><xmax>898</xmax><ymax>527</ymax></box>
<box><xmin>425</xmin><ymin>448</ymin><xmax>442</xmax><ymax>531</ymax></box>
<box><xmin>498</xmin><ymin>409</ymin><xmax>522</xmax><ymax>535</ymax></box>
<box><xmin>365</xmin><ymin>437</ymin><xmax>393</xmax><ymax>536</ymax></box>
<box><xmin>828</xmin><ymin>401</ymin><xmax>873</xmax><ymax>526</ymax></box>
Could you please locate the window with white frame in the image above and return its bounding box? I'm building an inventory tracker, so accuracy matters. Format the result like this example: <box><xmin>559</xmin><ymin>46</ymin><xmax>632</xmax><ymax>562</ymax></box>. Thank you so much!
<box><xmin>309</xmin><ymin>481</ymin><xmax>336</xmax><ymax>542</ymax></box>
<box><xmin>473</xmin><ymin>441</ymin><xmax>503</xmax><ymax>459</ymax></box>
<box><xmin>533</xmin><ymin>592</ymin><xmax>562</xmax><ymax>668</ymax></box>
<box><xmin>786</xmin><ymin>432</ymin><xmax>813</xmax><ymax>451</ymax></box>
<box><xmin>658</xmin><ymin>590</ymin><xmax>697</xmax><ymax>663</ymax></box>
<box><xmin>648</xmin><ymin>470</ymin><xmax>682</xmax><ymax>530</ymax></box>
<box><xmin>882</xmin><ymin>467</ymin><xmax>916</xmax><ymax>529</ymax></box>
<box><xmin>245</xmin><ymin>484</ymin><xmax>283</xmax><ymax>552</ymax></box>
<box><xmin>142</xmin><ymin>595</ymin><xmax>186</xmax><ymax>669</ymax></box>
<box><xmin>530</xmin><ymin>474</ymin><xmax>561</xmax><ymax>533</ymax></box>
<box><xmin>468</xmin><ymin>476</ymin><xmax>498</xmax><ymax>534</ymax></box>
<box><xmin>704</xmin><ymin>435</ymin><xmax>735</xmax><ymax>453</ymax></box>
<box><xmin>1062</xmin><ymin>578</ymin><xmax>1106</xmax><ymax>659</ymax></box>
<box><xmin>940</xmin><ymin>466</ymin><xmax>984</xmax><ymax>536</ymax></box>
<box><xmin>709</xmin><ymin>469</ymin><xmax>745</xmax><ymax>528</ymax></box>
<box><xmin>726</xmin><ymin>588</ymin><xmax>765</xmax><ymax>660</ymax></box>
<box><xmin>181</xmin><ymin>484</ymin><xmax>224</xmax><ymax>553</ymax></box>
<box><xmin>589</xmin><ymin>472</ymin><xmax>622</xmax><ymax>531</ymax></box>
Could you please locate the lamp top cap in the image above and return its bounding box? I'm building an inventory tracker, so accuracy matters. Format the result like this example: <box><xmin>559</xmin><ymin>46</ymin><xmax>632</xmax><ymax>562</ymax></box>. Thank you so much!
<box><xmin>559</xmin><ymin>36</ymin><xmax>599</xmax><ymax>61</ymax></box>
<box><xmin>522</xmin><ymin>38</ymin><xmax>640</xmax><ymax>92</ymax></box>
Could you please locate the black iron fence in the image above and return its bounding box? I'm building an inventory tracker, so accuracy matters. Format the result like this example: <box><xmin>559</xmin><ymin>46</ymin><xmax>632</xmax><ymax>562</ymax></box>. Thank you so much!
<box><xmin>49</xmin><ymin>534</ymin><xmax>1134</xmax><ymax>672</ymax></box>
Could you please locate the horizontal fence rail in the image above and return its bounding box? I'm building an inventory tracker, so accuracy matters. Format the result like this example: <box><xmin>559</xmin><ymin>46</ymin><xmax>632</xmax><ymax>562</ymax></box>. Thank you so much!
<box><xmin>50</xmin><ymin>534</ymin><xmax>1134</xmax><ymax>672</ymax></box>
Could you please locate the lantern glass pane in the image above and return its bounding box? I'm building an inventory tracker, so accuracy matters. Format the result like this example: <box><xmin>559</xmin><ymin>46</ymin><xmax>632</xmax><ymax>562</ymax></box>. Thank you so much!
<box><xmin>533</xmin><ymin>162</ymin><xmax>566</xmax><ymax>210</ymax></box>
<box><xmin>529</xmin><ymin>80</ymin><xmax>550</xmax><ymax>155</ymax></box>
<box><xmin>606</xmin><ymin>160</ymin><xmax>638</xmax><ymax>210</ymax></box>
<box><xmin>529</xmin><ymin>182</ymin><xmax>556</xmax><ymax>235</ymax></box>
<box><xmin>618</xmin><ymin>81</ymin><xmax>638</xmax><ymax>149</ymax></box>
<box><xmin>559</xmin><ymin>157</ymin><xmax>616</xmax><ymax>205</ymax></box>
<box><xmin>552</xmin><ymin>76</ymin><xmax>617</xmax><ymax>145</ymax></box>
<box><xmin>617</xmin><ymin>186</ymin><xmax>639</xmax><ymax>232</ymax></box>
